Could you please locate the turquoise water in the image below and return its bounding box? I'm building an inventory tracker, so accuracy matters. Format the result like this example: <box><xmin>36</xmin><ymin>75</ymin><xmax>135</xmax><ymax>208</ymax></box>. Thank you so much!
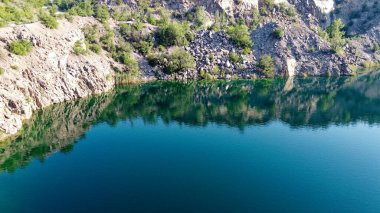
<box><xmin>1</xmin><ymin>74</ymin><xmax>380</xmax><ymax>212</ymax></box>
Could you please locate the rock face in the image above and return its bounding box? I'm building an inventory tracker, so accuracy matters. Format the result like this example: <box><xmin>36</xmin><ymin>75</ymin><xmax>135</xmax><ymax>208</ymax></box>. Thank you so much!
<box><xmin>333</xmin><ymin>0</ymin><xmax>379</xmax><ymax>35</ymax></box>
<box><xmin>188</xmin><ymin>30</ymin><xmax>257</xmax><ymax>79</ymax></box>
<box><xmin>1</xmin><ymin>0</ymin><xmax>380</xmax><ymax>140</ymax></box>
<box><xmin>252</xmin><ymin>17</ymin><xmax>352</xmax><ymax>76</ymax></box>
<box><xmin>0</xmin><ymin>17</ymin><xmax>115</xmax><ymax>139</ymax></box>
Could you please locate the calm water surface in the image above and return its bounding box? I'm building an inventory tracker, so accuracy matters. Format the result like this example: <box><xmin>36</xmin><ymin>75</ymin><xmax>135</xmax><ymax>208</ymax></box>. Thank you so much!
<box><xmin>1</xmin><ymin>72</ymin><xmax>380</xmax><ymax>212</ymax></box>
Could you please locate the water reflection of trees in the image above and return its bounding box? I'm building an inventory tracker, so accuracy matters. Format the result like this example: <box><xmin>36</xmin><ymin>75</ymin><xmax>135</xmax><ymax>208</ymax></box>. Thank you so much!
<box><xmin>2</xmin><ymin>71</ymin><xmax>380</xmax><ymax>172</ymax></box>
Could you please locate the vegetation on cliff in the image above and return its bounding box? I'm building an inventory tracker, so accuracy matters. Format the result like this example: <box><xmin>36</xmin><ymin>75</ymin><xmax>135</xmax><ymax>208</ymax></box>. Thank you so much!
<box><xmin>0</xmin><ymin>0</ymin><xmax>379</xmax><ymax>79</ymax></box>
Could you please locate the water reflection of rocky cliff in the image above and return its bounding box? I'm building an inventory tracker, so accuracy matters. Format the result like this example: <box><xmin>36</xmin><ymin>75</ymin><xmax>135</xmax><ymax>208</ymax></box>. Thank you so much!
<box><xmin>1</xmin><ymin>71</ymin><xmax>380</xmax><ymax>172</ymax></box>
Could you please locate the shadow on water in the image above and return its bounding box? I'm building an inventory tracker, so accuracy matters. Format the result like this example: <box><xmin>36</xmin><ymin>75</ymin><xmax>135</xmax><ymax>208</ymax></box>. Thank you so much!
<box><xmin>1</xmin><ymin>70</ymin><xmax>380</xmax><ymax>173</ymax></box>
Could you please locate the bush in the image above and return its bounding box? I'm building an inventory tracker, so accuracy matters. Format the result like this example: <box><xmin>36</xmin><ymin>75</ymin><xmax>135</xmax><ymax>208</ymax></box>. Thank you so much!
<box><xmin>147</xmin><ymin>12</ymin><xmax>157</xmax><ymax>25</ymax></box>
<box><xmin>229</xmin><ymin>52</ymin><xmax>242</xmax><ymax>64</ymax></box>
<box><xmin>251</xmin><ymin>8</ymin><xmax>263</xmax><ymax>30</ymax></box>
<box><xmin>119</xmin><ymin>52</ymin><xmax>139</xmax><ymax>76</ymax></box>
<box><xmin>8</xmin><ymin>40</ymin><xmax>33</xmax><ymax>56</ymax></box>
<box><xmin>156</xmin><ymin>22</ymin><xmax>189</xmax><ymax>47</ymax></box>
<box><xmin>211</xmin><ymin>10</ymin><xmax>228</xmax><ymax>32</ymax></box>
<box><xmin>100</xmin><ymin>30</ymin><xmax>115</xmax><ymax>52</ymax></box>
<box><xmin>277</xmin><ymin>3</ymin><xmax>296</xmax><ymax>17</ymax></box>
<box><xmin>39</xmin><ymin>13</ymin><xmax>59</xmax><ymax>29</ymax></box>
<box><xmin>0</xmin><ymin>67</ymin><xmax>4</xmax><ymax>75</ymax></box>
<box><xmin>373</xmin><ymin>43</ymin><xmax>380</xmax><ymax>52</ymax></box>
<box><xmin>362</xmin><ymin>60</ymin><xmax>379</xmax><ymax>68</ymax></box>
<box><xmin>64</xmin><ymin>13</ymin><xmax>74</xmax><ymax>22</ymax></box>
<box><xmin>157</xmin><ymin>8</ymin><xmax>171</xmax><ymax>26</ymax></box>
<box><xmin>326</xmin><ymin>19</ymin><xmax>346</xmax><ymax>54</ymax></box>
<box><xmin>164</xmin><ymin>47</ymin><xmax>195</xmax><ymax>74</ymax></box>
<box><xmin>95</xmin><ymin>5</ymin><xmax>109</xmax><ymax>22</ymax></box>
<box><xmin>73</xmin><ymin>41</ymin><xmax>86</xmax><ymax>55</ymax></box>
<box><xmin>68</xmin><ymin>0</ymin><xmax>94</xmax><ymax>17</ymax></box>
<box><xmin>272</xmin><ymin>27</ymin><xmax>284</xmax><ymax>39</ymax></box>
<box><xmin>0</xmin><ymin>5</ymin><xmax>34</xmax><ymax>26</ymax></box>
<box><xmin>89</xmin><ymin>43</ymin><xmax>101</xmax><ymax>54</ymax></box>
<box><xmin>227</xmin><ymin>24</ymin><xmax>253</xmax><ymax>50</ymax></box>
<box><xmin>187</xmin><ymin>6</ymin><xmax>207</xmax><ymax>29</ymax></box>
<box><xmin>258</xmin><ymin>54</ymin><xmax>274</xmax><ymax>77</ymax></box>
<box><xmin>261</xmin><ymin>0</ymin><xmax>275</xmax><ymax>14</ymax></box>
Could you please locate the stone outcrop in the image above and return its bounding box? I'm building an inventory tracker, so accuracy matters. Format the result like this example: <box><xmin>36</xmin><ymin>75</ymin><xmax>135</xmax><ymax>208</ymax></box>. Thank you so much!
<box><xmin>0</xmin><ymin>17</ymin><xmax>115</xmax><ymax>139</ymax></box>
<box><xmin>252</xmin><ymin>16</ymin><xmax>352</xmax><ymax>76</ymax></box>
<box><xmin>188</xmin><ymin>30</ymin><xmax>257</xmax><ymax>79</ymax></box>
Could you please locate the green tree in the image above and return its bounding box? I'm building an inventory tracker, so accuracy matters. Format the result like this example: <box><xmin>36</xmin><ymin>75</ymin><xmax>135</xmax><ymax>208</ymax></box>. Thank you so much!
<box><xmin>373</xmin><ymin>43</ymin><xmax>380</xmax><ymax>53</ymax></box>
<box><xmin>8</xmin><ymin>40</ymin><xmax>33</xmax><ymax>56</ymax></box>
<box><xmin>326</xmin><ymin>19</ymin><xmax>346</xmax><ymax>54</ymax></box>
<box><xmin>73</xmin><ymin>41</ymin><xmax>86</xmax><ymax>55</ymax></box>
<box><xmin>95</xmin><ymin>5</ymin><xmax>109</xmax><ymax>22</ymax></box>
<box><xmin>258</xmin><ymin>54</ymin><xmax>274</xmax><ymax>77</ymax></box>
<box><xmin>164</xmin><ymin>47</ymin><xmax>195</xmax><ymax>74</ymax></box>
<box><xmin>157</xmin><ymin>22</ymin><xmax>189</xmax><ymax>47</ymax></box>
<box><xmin>251</xmin><ymin>8</ymin><xmax>263</xmax><ymax>30</ymax></box>
<box><xmin>227</xmin><ymin>24</ymin><xmax>253</xmax><ymax>51</ymax></box>
<box><xmin>39</xmin><ymin>13</ymin><xmax>59</xmax><ymax>29</ymax></box>
<box><xmin>212</xmin><ymin>10</ymin><xmax>221</xmax><ymax>31</ymax></box>
<box><xmin>187</xmin><ymin>6</ymin><xmax>206</xmax><ymax>29</ymax></box>
<box><xmin>272</xmin><ymin>27</ymin><xmax>284</xmax><ymax>39</ymax></box>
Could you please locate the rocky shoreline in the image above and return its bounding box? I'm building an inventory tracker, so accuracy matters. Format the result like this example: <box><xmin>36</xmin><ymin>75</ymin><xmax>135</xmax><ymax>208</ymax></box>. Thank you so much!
<box><xmin>0</xmin><ymin>18</ymin><xmax>115</xmax><ymax>140</ymax></box>
<box><xmin>2</xmin><ymin>0</ymin><xmax>380</xmax><ymax>140</ymax></box>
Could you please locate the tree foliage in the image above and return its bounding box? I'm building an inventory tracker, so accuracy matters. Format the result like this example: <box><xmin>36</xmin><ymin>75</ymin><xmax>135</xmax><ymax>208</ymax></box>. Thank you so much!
<box><xmin>227</xmin><ymin>24</ymin><xmax>253</xmax><ymax>51</ymax></box>
<box><xmin>156</xmin><ymin>22</ymin><xmax>189</xmax><ymax>47</ymax></box>
<box><xmin>164</xmin><ymin>47</ymin><xmax>195</xmax><ymax>74</ymax></box>
<box><xmin>8</xmin><ymin>40</ymin><xmax>33</xmax><ymax>56</ymax></box>
<box><xmin>258</xmin><ymin>54</ymin><xmax>274</xmax><ymax>77</ymax></box>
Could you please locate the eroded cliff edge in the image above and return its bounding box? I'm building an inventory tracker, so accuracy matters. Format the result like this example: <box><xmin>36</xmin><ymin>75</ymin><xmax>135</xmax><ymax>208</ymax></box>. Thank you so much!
<box><xmin>0</xmin><ymin>18</ymin><xmax>115</xmax><ymax>139</ymax></box>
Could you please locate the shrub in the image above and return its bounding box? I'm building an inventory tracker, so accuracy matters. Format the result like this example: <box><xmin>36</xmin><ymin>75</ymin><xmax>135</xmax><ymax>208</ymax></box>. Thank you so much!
<box><xmin>157</xmin><ymin>8</ymin><xmax>171</xmax><ymax>26</ymax></box>
<box><xmin>277</xmin><ymin>3</ymin><xmax>296</xmax><ymax>17</ymax></box>
<box><xmin>156</xmin><ymin>22</ymin><xmax>189</xmax><ymax>47</ymax></box>
<box><xmin>89</xmin><ymin>43</ymin><xmax>101</xmax><ymax>54</ymax></box>
<box><xmin>327</xmin><ymin>19</ymin><xmax>345</xmax><ymax>40</ymax></box>
<box><xmin>49</xmin><ymin>5</ymin><xmax>58</xmax><ymax>16</ymax></box>
<box><xmin>229</xmin><ymin>52</ymin><xmax>242</xmax><ymax>64</ymax></box>
<box><xmin>100</xmin><ymin>30</ymin><xmax>115</xmax><ymax>52</ymax></box>
<box><xmin>134</xmin><ymin>40</ymin><xmax>153</xmax><ymax>55</ymax></box>
<box><xmin>227</xmin><ymin>24</ymin><xmax>253</xmax><ymax>50</ymax></box>
<box><xmin>164</xmin><ymin>47</ymin><xmax>195</xmax><ymax>74</ymax></box>
<box><xmin>147</xmin><ymin>12</ymin><xmax>157</xmax><ymax>25</ymax></box>
<box><xmin>373</xmin><ymin>43</ymin><xmax>380</xmax><ymax>52</ymax></box>
<box><xmin>251</xmin><ymin>8</ymin><xmax>263</xmax><ymax>30</ymax></box>
<box><xmin>64</xmin><ymin>13</ymin><xmax>74</xmax><ymax>22</ymax></box>
<box><xmin>0</xmin><ymin>5</ymin><xmax>34</xmax><ymax>26</ymax></box>
<box><xmin>8</xmin><ymin>40</ymin><xmax>33</xmax><ymax>56</ymax></box>
<box><xmin>187</xmin><ymin>6</ymin><xmax>207</xmax><ymax>29</ymax></box>
<box><xmin>261</xmin><ymin>0</ymin><xmax>275</xmax><ymax>14</ymax></box>
<box><xmin>119</xmin><ymin>52</ymin><xmax>139</xmax><ymax>76</ymax></box>
<box><xmin>39</xmin><ymin>13</ymin><xmax>59</xmax><ymax>29</ymax></box>
<box><xmin>258</xmin><ymin>54</ymin><xmax>274</xmax><ymax>77</ymax></box>
<box><xmin>211</xmin><ymin>10</ymin><xmax>228</xmax><ymax>31</ymax></box>
<box><xmin>210</xmin><ymin>66</ymin><xmax>220</xmax><ymax>75</ymax></box>
<box><xmin>326</xmin><ymin>19</ymin><xmax>346</xmax><ymax>54</ymax></box>
<box><xmin>272</xmin><ymin>27</ymin><xmax>284</xmax><ymax>39</ymax></box>
<box><xmin>0</xmin><ymin>67</ymin><xmax>4</xmax><ymax>75</ymax></box>
<box><xmin>68</xmin><ymin>0</ymin><xmax>94</xmax><ymax>17</ymax></box>
<box><xmin>73</xmin><ymin>41</ymin><xmax>86</xmax><ymax>55</ymax></box>
<box><xmin>95</xmin><ymin>5</ymin><xmax>109</xmax><ymax>22</ymax></box>
<box><xmin>362</xmin><ymin>60</ymin><xmax>379</xmax><ymax>68</ymax></box>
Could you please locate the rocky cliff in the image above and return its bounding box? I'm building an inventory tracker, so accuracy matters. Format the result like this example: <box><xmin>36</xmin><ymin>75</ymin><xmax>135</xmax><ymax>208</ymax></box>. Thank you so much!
<box><xmin>0</xmin><ymin>17</ymin><xmax>115</xmax><ymax>139</ymax></box>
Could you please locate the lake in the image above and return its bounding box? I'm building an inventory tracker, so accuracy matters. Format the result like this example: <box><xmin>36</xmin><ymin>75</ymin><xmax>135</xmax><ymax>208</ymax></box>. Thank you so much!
<box><xmin>1</xmin><ymin>72</ymin><xmax>380</xmax><ymax>212</ymax></box>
